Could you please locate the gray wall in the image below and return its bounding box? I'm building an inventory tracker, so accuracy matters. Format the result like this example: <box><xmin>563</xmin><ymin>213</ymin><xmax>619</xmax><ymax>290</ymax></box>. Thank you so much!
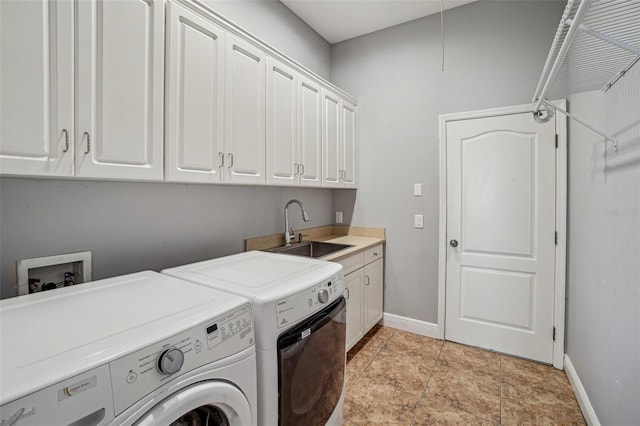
<box><xmin>566</xmin><ymin>66</ymin><xmax>639</xmax><ymax>424</ymax></box>
<box><xmin>0</xmin><ymin>179</ymin><xmax>332</xmax><ymax>298</ymax></box>
<box><xmin>331</xmin><ymin>0</ymin><xmax>566</xmax><ymax>322</ymax></box>
<box><xmin>0</xmin><ymin>1</ymin><xmax>333</xmax><ymax>299</ymax></box>
<box><xmin>200</xmin><ymin>0</ymin><xmax>331</xmax><ymax>79</ymax></box>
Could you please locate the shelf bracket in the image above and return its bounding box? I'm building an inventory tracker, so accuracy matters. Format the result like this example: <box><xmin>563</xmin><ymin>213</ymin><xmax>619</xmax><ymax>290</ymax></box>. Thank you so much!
<box><xmin>566</xmin><ymin>18</ymin><xmax>640</xmax><ymax>57</ymax></box>
<box><xmin>543</xmin><ymin>100</ymin><xmax>618</xmax><ymax>151</ymax></box>
<box><xmin>604</xmin><ymin>57</ymin><xmax>640</xmax><ymax>93</ymax></box>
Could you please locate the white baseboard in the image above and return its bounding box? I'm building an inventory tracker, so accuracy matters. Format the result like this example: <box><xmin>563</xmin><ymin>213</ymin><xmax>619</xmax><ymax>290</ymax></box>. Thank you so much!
<box><xmin>381</xmin><ymin>312</ymin><xmax>441</xmax><ymax>339</ymax></box>
<box><xmin>564</xmin><ymin>354</ymin><xmax>600</xmax><ymax>426</ymax></box>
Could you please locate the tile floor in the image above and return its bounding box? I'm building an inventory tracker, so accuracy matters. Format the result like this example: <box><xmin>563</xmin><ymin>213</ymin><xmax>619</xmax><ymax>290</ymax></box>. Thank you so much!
<box><xmin>344</xmin><ymin>325</ymin><xmax>586</xmax><ymax>425</ymax></box>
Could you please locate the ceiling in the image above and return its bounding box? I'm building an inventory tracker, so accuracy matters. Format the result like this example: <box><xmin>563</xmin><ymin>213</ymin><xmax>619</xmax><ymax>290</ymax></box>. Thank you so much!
<box><xmin>280</xmin><ymin>0</ymin><xmax>478</xmax><ymax>44</ymax></box>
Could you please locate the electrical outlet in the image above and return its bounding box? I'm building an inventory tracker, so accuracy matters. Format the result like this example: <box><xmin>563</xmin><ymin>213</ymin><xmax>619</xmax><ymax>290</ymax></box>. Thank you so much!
<box><xmin>336</xmin><ymin>211</ymin><xmax>343</xmax><ymax>224</ymax></box>
<box><xmin>414</xmin><ymin>183</ymin><xmax>422</xmax><ymax>196</ymax></box>
<box><xmin>414</xmin><ymin>214</ymin><xmax>424</xmax><ymax>229</ymax></box>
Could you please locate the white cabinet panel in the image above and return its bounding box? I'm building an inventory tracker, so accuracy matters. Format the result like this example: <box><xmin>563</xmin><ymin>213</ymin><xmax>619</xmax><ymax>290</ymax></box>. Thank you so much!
<box><xmin>322</xmin><ymin>90</ymin><xmax>341</xmax><ymax>187</ymax></box>
<box><xmin>165</xmin><ymin>1</ymin><xmax>225</xmax><ymax>182</ymax></box>
<box><xmin>0</xmin><ymin>0</ymin><xmax>74</xmax><ymax>176</ymax></box>
<box><xmin>322</xmin><ymin>89</ymin><xmax>357</xmax><ymax>188</ymax></box>
<box><xmin>298</xmin><ymin>76</ymin><xmax>322</xmax><ymax>187</ymax></box>
<box><xmin>345</xmin><ymin>268</ymin><xmax>364</xmax><ymax>351</ymax></box>
<box><xmin>225</xmin><ymin>35</ymin><xmax>265</xmax><ymax>184</ymax></box>
<box><xmin>341</xmin><ymin>100</ymin><xmax>357</xmax><ymax>188</ymax></box>
<box><xmin>266</xmin><ymin>57</ymin><xmax>297</xmax><ymax>185</ymax></box>
<box><xmin>266</xmin><ymin>60</ymin><xmax>323</xmax><ymax>188</ymax></box>
<box><xmin>75</xmin><ymin>0</ymin><xmax>164</xmax><ymax>180</ymax></box>
<box><xmin>364</xmin><ymin>258</ymin><xmax>384</xmax><ymax>330</ymax></box>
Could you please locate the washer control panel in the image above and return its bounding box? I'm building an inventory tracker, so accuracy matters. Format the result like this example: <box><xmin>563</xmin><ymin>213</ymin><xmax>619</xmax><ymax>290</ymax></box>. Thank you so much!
<box><xmin>109</xmin><ymin>303</ymin><xmax>253</xmax><ymax>416</ymax></box>
<box><xmin>276</xmin><ymin>272</ymin><xmax>344</xmax><ymax>329</ymax></box>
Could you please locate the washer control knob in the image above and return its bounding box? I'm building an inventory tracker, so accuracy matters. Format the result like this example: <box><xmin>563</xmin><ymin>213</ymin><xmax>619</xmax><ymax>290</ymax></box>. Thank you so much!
<box><xmin>318</xmin><ymin>289</ymin><xmax>329</xmax><ymax>304</ymax></box>
<box><xmin>157</xmin><ymin>347</ymin><xmax>184</xmax><ymax>375</ymax></box>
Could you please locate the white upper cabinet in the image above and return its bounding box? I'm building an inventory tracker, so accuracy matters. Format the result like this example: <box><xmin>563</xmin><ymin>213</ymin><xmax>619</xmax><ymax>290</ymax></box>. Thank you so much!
<box><xmin>224</xmin><ymin>34</ymin><xmax>266</xmax><ymax>184</ymax></box>
<box><xmin>323</xmin><ymin>89</ymin><xmax>357</xmax><ymax>188</ymax></box>
<box><xmin>1</xmin><ymin>0</ymin><xmax>164</xmax><ymax>180</ymax></box>
<box><xmin>298</xmin><ymin>76</ymin><xmax>323</xmax><ymax>187</ymax></box>
<box><xmin>266</xmin><ymin>57</ymin><xmax>298</xmax><ymax>186</ymax></box>
<box><xmin>266</xmin><ymin>58</ymin><xmax>323</xmax><ymax>187</ymax></box>
<box><xmin>341</xmin><ymin>99</ymin><xmax>357</xmax><ymax>188</ymax></box>
<box><xmin>165</xmin><ymin>1</ymin><xmax>225</xmax><ymax>183</ymax></box>
<box><xmin>1</xmin><ymin>0</ymin><xmax>356</xmax><ymax>186</ymax></box>
<box><xmin>75</xmin><ymin>0</ymin><xmax>164</xmax><ymax>180</ymax></box>
<box><xmin>0</xmin><ymin>0</ymin><xmax>74</xmax><ymax>176</ymax></box>
<box><xmin>322</xmin><ymin>90</ymin><xmax>341</xmax><ymax>187</ymax></box>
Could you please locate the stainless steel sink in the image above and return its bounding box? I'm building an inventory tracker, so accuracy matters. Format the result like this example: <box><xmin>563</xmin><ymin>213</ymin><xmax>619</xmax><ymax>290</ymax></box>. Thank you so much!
<box><xmin>267</xmin><ymin>241</ymin><xmax>353</xmax><ymax>258</ymax></box>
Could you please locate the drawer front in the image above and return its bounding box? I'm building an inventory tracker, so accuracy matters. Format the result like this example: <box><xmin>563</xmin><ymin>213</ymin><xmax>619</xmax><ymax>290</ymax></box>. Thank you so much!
<box><xmin>364</xmin><ymin>244</ymin><xmax>383</xmax><ymax>265</ymax></box>
<box><xmin>337</xmin><ymin>252</ymin><xmax>364</xmax><ymax>275</ymax></box>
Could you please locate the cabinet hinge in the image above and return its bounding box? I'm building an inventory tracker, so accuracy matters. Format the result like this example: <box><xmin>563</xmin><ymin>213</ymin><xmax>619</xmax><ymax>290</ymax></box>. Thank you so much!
<box><xmin>553</xmin><ymin>327</ymin><xmax>556</xmax><ymax>341</ymax></box>
<box><xmin>555</xmin><ymin>134</ymin><xmax>558</xmax><ymax>148</ymax></box>
<box><xmin>555</xmin><ymin>231</ymin><xmax>558</xmax><ymax>245</ymax></box>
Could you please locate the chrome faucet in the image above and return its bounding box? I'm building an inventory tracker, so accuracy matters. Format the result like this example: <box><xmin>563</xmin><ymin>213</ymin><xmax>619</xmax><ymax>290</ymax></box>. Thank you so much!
<box><xmin>284</xmin><ymin>199</ymin><xmax>310</xmax><ymax>246</ymax></box>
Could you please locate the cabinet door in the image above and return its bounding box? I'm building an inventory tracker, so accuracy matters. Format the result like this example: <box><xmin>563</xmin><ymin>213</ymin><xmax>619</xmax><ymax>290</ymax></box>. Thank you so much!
<box><xmin>0</xmin><ymin>0</ymin><xmax>74</xmax><ymax>176</ymax></box>
<box><xmin>75</xmin><ymin>0</ymin><xmax>164</xmax><ymax>180</ymax></box>
<box><xmin>165</xmin><ymin>1</ymin><xmax>225</xmax><ymax>183</ymax></box>
<box><xmin>341</xmin><ymin>100</ymin><xmax>357</xmax><ymax>188</ymax></box>
<box><xmin>364</xmin><ymin>258</ymin><xmax>384</xmax><ymax>330</ymax></box>
<box><xmin>266</xmin><ymin>57</ymin><xmax>297</xmax><ymax>186</ymax></box>
<box><xmin>298</xmin><ymin>76</ymin><xmax>322</xmax><ymax>187</ymax></box>
<box><xmin>345</xmin><ymin>269</ymin><xmax>365</xmax><ymax>351</ymax></box>
<box><xmin>322</xmin><ymin>90</ymin><xmax>341</xmax><ymax>187</ymax></box>
<box><xmin>225</xmin><ymin>35</ymin><xmax>265</xmax><ymax>184</ymax></box>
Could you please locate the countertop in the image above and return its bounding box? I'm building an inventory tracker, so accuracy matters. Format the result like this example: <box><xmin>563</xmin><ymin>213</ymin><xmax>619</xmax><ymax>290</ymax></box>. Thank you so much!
<box><xmin>245</xmin><ymin>225</ymin><xmax>385</xmax><ymax>261</ymax></box>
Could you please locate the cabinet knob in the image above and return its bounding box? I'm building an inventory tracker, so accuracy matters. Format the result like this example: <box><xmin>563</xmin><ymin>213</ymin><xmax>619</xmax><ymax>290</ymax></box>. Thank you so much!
<box><xmin>449</xmin><ymin>239</ymin><xmax>458</xmax><ymax>248</ymax></box>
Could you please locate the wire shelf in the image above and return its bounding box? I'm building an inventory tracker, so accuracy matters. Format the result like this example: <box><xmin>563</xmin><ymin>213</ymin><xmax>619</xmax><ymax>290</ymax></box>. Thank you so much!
<box><xmin>532</xmin><ymin>0</ymin><xmax>639</xmax><ymax>151</ymax></box>
<box><xmin>534</xmin><ymin>0</ymin><xmax>640</xmax><ymax>103</ymax></box>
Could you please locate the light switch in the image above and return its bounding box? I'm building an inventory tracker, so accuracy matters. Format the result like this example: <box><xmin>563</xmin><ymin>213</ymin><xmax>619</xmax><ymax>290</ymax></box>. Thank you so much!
<box><xmin>336</xmin><ymin>211</ymin><xmax>343</xmax><ymax>224</ymax></box>
<box><xmin>414</xmin><ymin>183</ymin><xmax>422</xmax><ymax>196</ymax></box>
<box><xmin>414</xmin><ymin>214</ymin><xmax>424</xmax><ymax>229</ymax></box>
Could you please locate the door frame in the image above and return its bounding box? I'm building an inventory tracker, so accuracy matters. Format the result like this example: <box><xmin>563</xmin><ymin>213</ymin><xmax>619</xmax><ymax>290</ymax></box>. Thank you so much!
<box><xmin>437</xmin><ymin>101</ymin><xmax>567</xmax><ymax>369</ymax></box>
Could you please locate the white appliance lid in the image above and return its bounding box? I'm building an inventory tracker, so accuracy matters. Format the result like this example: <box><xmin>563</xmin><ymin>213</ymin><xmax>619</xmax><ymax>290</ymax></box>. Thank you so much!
<box><xmin>162</xmin><ymin>251</ymin><xmax>342</xmax><ymax>299</ymax></box>
<box><xmin>0</xmin><ymin>271</ymin><xmax>250</xmax><ymax>405</ymax></box>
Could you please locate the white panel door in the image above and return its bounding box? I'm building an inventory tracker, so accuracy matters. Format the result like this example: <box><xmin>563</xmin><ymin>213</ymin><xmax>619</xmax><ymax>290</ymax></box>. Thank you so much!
<box><xmin>266</xmin><ymin>57</ymin><xmax>297</xmax><ymax>186</ymax></box>
<box><xmin>322</xmin><ymin>90</ymin><xmax>341</xmax><ymax>187</ymax></box>
<box><xmin>0</xmin><ymin>0</ymin><xmax>74</xmax><ymax>176</ymax></box>
<box><xmin>165</xmin><ymin>1</ymin><xmax>225</xmax><ymax>183</ymax></box>
<box><xmin>298</xmin><ymin>76</ymin><xmax>322</xmax><ymax>187</ymax></box>
<box><xmin>75</xmin><ymin>0</ymin><xmax>164</xmax><ymax>180</ymax></box>
<box><xmin>364</xmin><ymin>258</ymin><xmax>384</xmax><ymax>330</ymax></box>
<box><xmin>224</xmin><ymin>34</ymin><xmax>265</xmax><ymax>184</ymax></box>
<box><xmin>341</xmin><ymin>100</ymin><xmax>357</xmax><ymax>188</ymax></box>
<box><xmin>445</xmin><ymin>112</ymin><xmax>556</xmax><ymax>363</ymax></box>
<box><xmin>345</xmin><ymin>269</ymin><xmax>364</xmax><ymax>351</ymax></box>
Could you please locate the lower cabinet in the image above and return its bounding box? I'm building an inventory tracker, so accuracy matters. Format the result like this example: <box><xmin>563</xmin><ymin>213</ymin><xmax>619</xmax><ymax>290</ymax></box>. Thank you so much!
<box><xmin>339</xmin><ymin>245</ymin><xmax>384</xmax><ymax>351</ymax></box>
<box><xmin>345</xmin><ymin>269</ymin><xmax>364</xmax><ymax>350</ymax></box>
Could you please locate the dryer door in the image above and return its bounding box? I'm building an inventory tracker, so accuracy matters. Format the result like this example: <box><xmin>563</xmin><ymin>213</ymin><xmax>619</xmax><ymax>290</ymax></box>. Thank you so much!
<box><xmin>134</xmin><ymin>381</ymin><xmax>252</xmax><ymax>426</ymax></box>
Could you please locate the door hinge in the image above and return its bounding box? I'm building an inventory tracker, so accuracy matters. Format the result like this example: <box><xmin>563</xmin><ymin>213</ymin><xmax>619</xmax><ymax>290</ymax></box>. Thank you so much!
<box><xmin>555</xmin><ymin>134</ymin><xmax>558</xmax><ymax>148</ymax></box>
<box><xmin>553</xmin><ymin>327</ymin><xmax>556</xmax><ymax>341</ymax></box>
<box><xmin>555</xmin><ymin>231</ymin><xmax>558</xmax><ymax>245</ymax></box>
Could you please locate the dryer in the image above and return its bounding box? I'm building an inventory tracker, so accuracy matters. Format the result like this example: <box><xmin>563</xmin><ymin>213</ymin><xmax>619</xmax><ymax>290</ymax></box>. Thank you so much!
<box><xmin>0</xmin><ymin>271</ymin><xmax>257</xmax><ymax>426</ymax></box>
<box><xmin>163</xmin><ymin>251</ymin><xmax>346</xmax><ymax>426</ymax></box>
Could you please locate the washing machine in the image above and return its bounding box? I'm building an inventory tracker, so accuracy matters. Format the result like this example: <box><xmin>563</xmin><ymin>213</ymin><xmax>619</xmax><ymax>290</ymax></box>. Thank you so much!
<box><xmin>163</xmin><ymin>251</ymin><xmax>346</xmax><ymax>426</ymax></box>
<box><xmin>0</xmin><ymin>271</ymin><xmax>257</xmax><ymax>426</ymax></box>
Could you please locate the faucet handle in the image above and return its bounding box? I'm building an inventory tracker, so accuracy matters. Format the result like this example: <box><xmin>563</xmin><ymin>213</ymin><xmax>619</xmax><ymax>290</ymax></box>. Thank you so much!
<box><xmin>298</xmin><ymin>233</ymin><xmax>309</xmax><ymax>243</ymax></box>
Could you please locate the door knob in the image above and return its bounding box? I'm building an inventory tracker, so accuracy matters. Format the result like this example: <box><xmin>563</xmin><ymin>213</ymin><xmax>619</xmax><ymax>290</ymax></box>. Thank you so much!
<box><xmin>449</xmin><ymin>239</ymin><xmax>458</xmax><ymax>248</ymax></box>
